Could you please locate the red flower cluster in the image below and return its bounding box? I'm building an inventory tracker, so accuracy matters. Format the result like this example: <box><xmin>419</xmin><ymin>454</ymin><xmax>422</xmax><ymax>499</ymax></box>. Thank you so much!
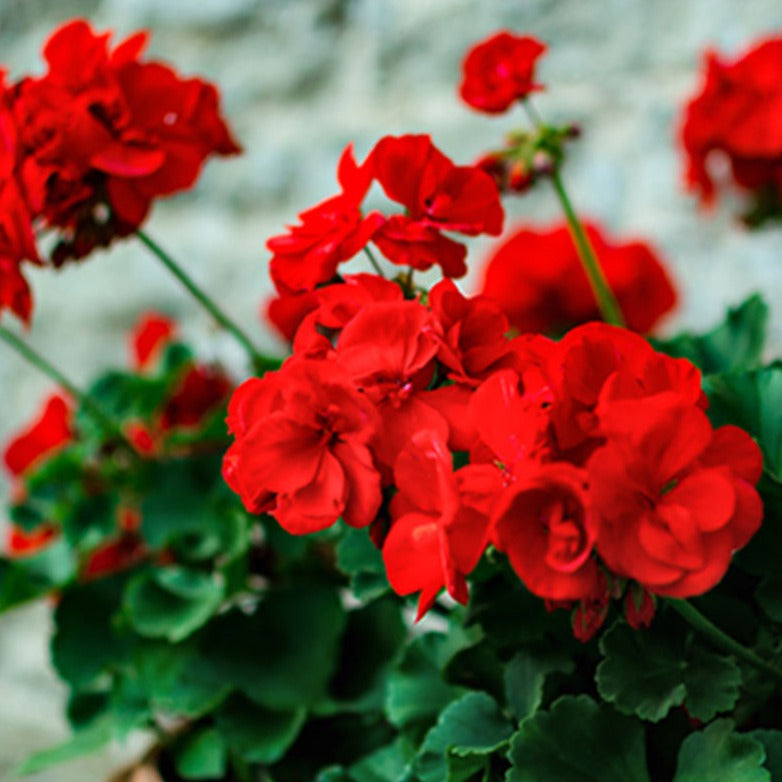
<box><xmin>480</xmin><ymin>221</ymin><xmax>677</xmax><ymax>335</ymax></box>
<box><xmin>681</xmin><ymin>37</ymin><xmax>782</xmax><ymax>214</ymax></box>
<box><xmin>459</xmin><ymin>31</ymin><xmax>547</xmax><ymax>114</ymax></box>
<box><xmin>0</xmin><ymin>19</ymin><xmax>239</xmax><ymax>322</ymax></box>
<box><xmin>227</xmin><ymin>264</ymin><xmax>762</xmax><ymax>636</ymax></box>
<box><xmin>265</xmin><ymin>134</ymin><xmax>503</xmax><ymax>340</ymax></box>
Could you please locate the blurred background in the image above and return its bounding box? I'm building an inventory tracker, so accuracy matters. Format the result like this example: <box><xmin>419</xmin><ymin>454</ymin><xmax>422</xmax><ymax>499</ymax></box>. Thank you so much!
<box><xmin>1</xmin><ymin>0</ymin><xmax>781</xmax><ymax>779</ymax></box>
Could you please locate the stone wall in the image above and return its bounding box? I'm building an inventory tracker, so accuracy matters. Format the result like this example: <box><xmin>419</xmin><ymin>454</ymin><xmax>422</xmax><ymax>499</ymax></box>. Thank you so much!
<box><xmin>1</xmin><ymin>1</ymin><xmax>782</xmax><ymax>779</ymax></box>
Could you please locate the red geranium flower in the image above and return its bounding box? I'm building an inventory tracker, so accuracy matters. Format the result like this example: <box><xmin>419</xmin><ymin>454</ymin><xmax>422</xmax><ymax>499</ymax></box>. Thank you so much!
<box><xmin>681</xmin><ymin>37</ymin><xmax>782</xmax><ymax>216</ymax></box>
<box><xmin>368</xmin><ymin>134</ymin><xmax>503</xmax><ymax>278</ymax></box>
<box><xmin>383</xmin><ymin>430</ymin><xmax>496</xmax><ymax>618</ymax></box>
<box><xmin>267</xmin><ymin>145</ymin><xmax>384</xmax><ymax>292</ymax></box>
<box><xmin>589</xmin><ymin>398</ymin><xmax>763</xmax><ymax>598</ymax></box>
<box><xmin>10</xmin><ymin>19</ymin><xmax>240</xmax><ymax>265</ymax></box>
<box><xmin>459</xmin><ymin>31</ymin><xmax>547</xmax><ymax>114</ymax></box>
<box><xmin>480</xmin><ymin>222</ymin><xmax>677</xmax><ymax>335</ymax></box>
<box><xmin>335</xmin><ymin>300</ymin><xmax>449</xmax><ymax>474</ymax></box>
<box><xmin>223</xmin><ymin>359</ymin><xmax>382</xmax><ymax>534</ymax></box>
<box><xmin>491</xmin><ymin>462</ymin><xmax>599</xmax><ymax>601</ymax></box>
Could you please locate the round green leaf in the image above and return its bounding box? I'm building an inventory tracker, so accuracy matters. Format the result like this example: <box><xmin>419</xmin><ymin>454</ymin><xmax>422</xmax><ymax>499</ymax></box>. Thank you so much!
<box><xmin>215</xmin><ymin>695</ymin><xmax>306</xmax><ymax>764</ymax></box>
<box><xmin>124</xmin><ymin>567</ymin><xmax>224</xmax><ymax>642</ymax></box>
<box><xmin>673</xmin><ymin>720</ymin><xmax>769</xmax><ymax>782</ymax></box>
<box><xmin>175</xmin><ymin>727</ymin><xmax>227</xmax><ymax>780</ymax></box>
<box><xmin>597</xmin><ymin>619</ymin><xmax>741</xmax><ymax>722</ymax></box>
<box><xmin>506</xmin><ymin>695</ymin><xmax>650</xmax><ymax>782</ymax></box>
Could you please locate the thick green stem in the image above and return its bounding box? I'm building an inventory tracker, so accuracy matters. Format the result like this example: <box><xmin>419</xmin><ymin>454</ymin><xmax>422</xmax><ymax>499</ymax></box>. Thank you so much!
<box><xmin>521</xmin><ymin>99</ymin><xmax>625</xmax><ymax>327</ymax></box>
<box><xmin>0</xmin><ymin>324</ymin><xmax>127</xmax><ymax>443</ymax></box>
<box><xmin>669</xmin><ymin>599</ymin><xmax>782</xmax><ymax>683</ymax></box>
<box><xmin>550</xmin><ymin>172</ymin><xmax>626</xmax><ymax>327</ymax></box>
<box><xmin>136</xmin><ymin>230</ymin><xmax>279</xmax><ymax>374</ymax></box>
<box><xmin>363</xmin><ymin>246</ymin><xmax>386</xmax><ymax>278</ymax></box>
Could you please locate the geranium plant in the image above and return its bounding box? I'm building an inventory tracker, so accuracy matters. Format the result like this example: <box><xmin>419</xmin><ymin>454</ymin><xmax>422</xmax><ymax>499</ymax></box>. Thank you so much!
<box><xmin>2</xmin><ymin>19</ymin><xmax>782</xmax><ymax>782</ymax></box>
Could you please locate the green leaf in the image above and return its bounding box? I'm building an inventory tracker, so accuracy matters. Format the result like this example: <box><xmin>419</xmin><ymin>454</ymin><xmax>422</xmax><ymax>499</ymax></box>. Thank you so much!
<box><xmin>672</xmin><ymin>720</ymin><xmax>769</xmax><ymax>782</ymax></box>
<box><xmin>415</xmin><ymin>692</ymin><xmax>512</xmax><ymax>782</ymax></box>
<box><xmin>215</xmin><ymin>694</ymin><xmax>306</xmax><ymax>764</ymax></box>
<box><xmin>385</xmin><ymin>633</ymin><xmax>469</xmax><ymax>729</ymax></box>
<box><xmin>755</xmin><ymin>575</ymin><xmax>782</xmax><ymax>623</ymax></box>
<box><xmin>506</xmin><ymin>695</ymin><xmax>650</xmax><ymax>782</ymax></box>
<box><xmin>16</xmin><ymin>715</ymin><xmax>113</xmax><ymax>775</ymax></box>
<box><xmin>140</xmin><ymin>456</ymin><xmax>246</xmax><ymax>562</ymax></box>
<box><xmin>597</xmin><ymin>619</ymin><xmax>741</xmax><ymax>722</ymax></box>
<box><xmin>749</xmin><ymin>730</ymin><xmax>782</xmax><ymax>779</ymax></box>
<box><xmin>705</xmin><ymin>365</ymin><xmax>782</xmax><ymax>480</ymax></box>
<box><xmin>124</xmin><ymin>566</ymin><xmax>224</xmax><ymax>642</ymax></box>
<box><xmin>175</xmin><ymin>727</ymin><xmax>228</xmax><ymax>780</ymax></box>
<box><xmin>61</xmin><ymin>491</ymin><xmax>120</xmax><ymax>549</ymax></box>
<box><xmin>194</xmin><ymin>585</ymin><xmax>346</xmax><ymax>710</ymax></box>
<box><xmin>504</xmin><ymin>648</ymin><xmax>574</xmax><ymax>722</ymax></box>
<box><xmin>336</xmin><ymin>526</ymin><xmax>389</xmax><ymax>601</ymax></box>
<box><xmin>84</xmin><ymin>370</ymin><xmax>169</xmax><ymax>422</ymax></box>
<box><xmin>349</xmin><ymin>736</ymin><xmax>416</xmax><ymax>782</ymax></box>
<box><xmin>52</xmin><ymin>578</ymin><xmax>127</xmax><ymax>689</ymax></box>
<box><xmin>0</xmin><ymin>543</ymin><xmax>75</xmax><ymax>611</ymax></box>
<box><xmin>655</xmin><ymin>294</ymin><xmax>767</xmax><ymax>374</ymax></box>
<box><xmin>133</xmin><ymin>639</ymin><xmax>231</xmax><ymax>719</ymax></box>
<box><xmin>327</xmin><ymin>596</ymin><xmax>406</xmax><ymax>710</ymax></box>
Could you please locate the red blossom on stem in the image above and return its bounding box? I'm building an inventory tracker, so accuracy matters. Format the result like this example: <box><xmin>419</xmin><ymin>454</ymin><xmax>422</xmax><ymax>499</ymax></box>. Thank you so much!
<box><xmin>459</xmin><ymin>31</ymin><xmax>547</xmax><ymax>114</ymax></box>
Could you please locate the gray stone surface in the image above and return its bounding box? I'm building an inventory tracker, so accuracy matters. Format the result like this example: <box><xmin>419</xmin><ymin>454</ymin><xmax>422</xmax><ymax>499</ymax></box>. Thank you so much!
<box><xmin>2</xmin><ymin>1</ymin><xmax>782</xmax><ymax>779</ymax></box>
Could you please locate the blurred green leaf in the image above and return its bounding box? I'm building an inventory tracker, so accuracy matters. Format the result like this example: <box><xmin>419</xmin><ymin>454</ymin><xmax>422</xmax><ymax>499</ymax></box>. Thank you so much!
<box><xmin>0</xmin><ymin>542</ymin><xmax>75</xmax><ymax>611</ymax></box>
<box><xmin>16</xmin><ymin>715</ymin><xmax>113</xmax><ymax>775</ymax></box>
<box><xmin>349</xmin><ymin>736</ymin><xmax>416</xmax><ymax>782</ymax></box>
<box><xmin>194</xmin><ymin>585</ymin><xmax>346</xmax><ymax>711</ymax></box>
<box><xmin>705</xmin><ymin>365</ymin><xmax>782</xmax><ymax>480</ymax></box>
<box><xmin>52</xmin><ymin>578</ymin><xmax>127</xmax><ymax>689</ymax></box>
<box><xmin>326</xmin><ymin>596</ymin><xmax>406</xmax><ymax>711</ymax></box>
<box><xmin>749</xmin><ymin>730</ymin><xmax>782</xmax><ymax>779</ymax></box>
<box><xmin>655</xmin><ymin>294</ymin><xmax>767</xmax><ymax>374</ymax></box>
<box><xmin>336</xmin><ymin>526</ymin><xmax>389</xmax><ymax>602</ymax></box>
<box><xmin>175</xmin><ymin>727</ymin><xmax>228</xmax><ymax>780</ymax></box>
<box><xmin>123</xmin><ymin>566</ymin><xmax>224</xmax><ymax>642</ymax></box>
<box><xmin>215</xmin><ymin>694</ymin><xmax>306</xmax><ymax>764</ymax></box>
<box><xmin>672</xmin><ymin>720</ymin><xmax>769</xmax><ymax>782</ymax></box>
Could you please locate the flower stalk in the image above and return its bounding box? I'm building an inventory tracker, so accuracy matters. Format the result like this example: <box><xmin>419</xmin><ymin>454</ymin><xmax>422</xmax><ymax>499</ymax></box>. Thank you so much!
<box><xmin>0</xmin><ymin>323</ymin><xmax>128</xmax><ymax>445</ymax></box>
<box><xmin>137</xmin><ymin>230</ymin><xmax>280</xmax><ymax>374</ymax></box>
<box><xmin>521</xmin><ymin>100</ymin><xmax>626</xmax><ymax>328</ymax></box>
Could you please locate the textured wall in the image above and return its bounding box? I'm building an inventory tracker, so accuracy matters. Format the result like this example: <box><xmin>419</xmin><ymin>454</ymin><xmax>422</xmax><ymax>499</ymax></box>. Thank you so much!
<box><xmin>2</xmin><ymin>1</ymin><xmax>782</xmax><ymax>779</ymax></box>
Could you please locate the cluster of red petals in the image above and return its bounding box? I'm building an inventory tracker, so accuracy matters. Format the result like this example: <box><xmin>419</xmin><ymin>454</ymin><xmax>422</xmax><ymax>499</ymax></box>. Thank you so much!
<box><xmin>265</xmin><ymin>134</ymin><xmax>503</xmax><ymax>340</ymax></box>
<box><xmin>681</xmin><ymin>37</ymin><xmax>782</xmax><ymax>208</ymax></box>
<box><xmin>227</xmin><ymin>269</ymin><xmax>764</xmax><ymax>639</ymax></box>
<box><xmin>0</xmin><ymin>19</ymin><xmax>239</xmax><ymax>322</ymax></box>
<box><xmin>480</xmin><ymin>221</ymin><xmax>677</xmax><ymax>335</ymax></box>
<box><xmin>459</xmin><ymin>31</ymin><xmax>547</xmax><ymax>114</ymax></box>
<box><xmin>224</xmin><ymin>359</ymin><xmax>381</xmax><ymax>534</ymax></box>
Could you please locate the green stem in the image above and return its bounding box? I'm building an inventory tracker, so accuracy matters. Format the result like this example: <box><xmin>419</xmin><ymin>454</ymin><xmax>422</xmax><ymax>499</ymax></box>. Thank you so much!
<box><xmin>668</xmin><ymin>599</ymin><xmax>782</xmax><ymax>683</ymax></box>
<box><xmin>0</xmin><ymin>324</ymin><xmax>127</xmax><ymax>444</ymax></box>
<box><xmin>363</xmin><ymin>246</ymin><xmax>386</xmax><ymax>278</ymax></box>
<box><xmin>521</xmin><ymin>99</ymin><xmax>625</xmax><ymax>328</ymax></box>
<box><xmin>550</xmin><ymin>172</ymin><xmax>625</xmax><ymax>327</ymax></box>
<box><xmin>136</xmin><ymin>230</ymin><xmax>279</xmax><ymax>374</ymax></box>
